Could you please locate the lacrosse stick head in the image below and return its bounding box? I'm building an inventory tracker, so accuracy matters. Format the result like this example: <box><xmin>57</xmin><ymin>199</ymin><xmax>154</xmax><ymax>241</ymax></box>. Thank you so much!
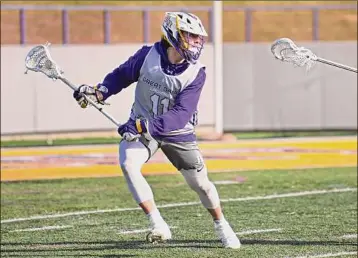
<box><xmin>25</xmin><ymin>42</ymin><xmax>63</xmax><ymax>80</ymax></box>
<box><xmin>271</xmin><ymin>38</ymin><xmax>317</xmax><ymax>72</ymax></box>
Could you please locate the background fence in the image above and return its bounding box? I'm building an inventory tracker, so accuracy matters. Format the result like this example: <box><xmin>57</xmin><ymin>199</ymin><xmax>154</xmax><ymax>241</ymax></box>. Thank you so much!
<box><xmin>1</xmin><ymin>4</ymin><xmax>357</xmax><ymax>44</ymax></box>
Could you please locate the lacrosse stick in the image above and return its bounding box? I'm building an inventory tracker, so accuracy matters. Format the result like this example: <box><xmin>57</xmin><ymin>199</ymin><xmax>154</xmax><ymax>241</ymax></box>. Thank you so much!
<box><xmin>271</xmin><ymin>38</ymin><xmax>357</xmax><ymax>73</ymax></box>
<box><xmin>24</xmin><ymin>42</ymin><xmax>121</xmax><ymax>127</ymax></box>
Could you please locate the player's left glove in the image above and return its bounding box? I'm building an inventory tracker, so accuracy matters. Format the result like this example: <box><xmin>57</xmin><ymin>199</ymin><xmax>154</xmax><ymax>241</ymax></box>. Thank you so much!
<box><xmin>117</xmin><ymin>118</ymin><xmax>151</xmax><ymax>142</ymax></box>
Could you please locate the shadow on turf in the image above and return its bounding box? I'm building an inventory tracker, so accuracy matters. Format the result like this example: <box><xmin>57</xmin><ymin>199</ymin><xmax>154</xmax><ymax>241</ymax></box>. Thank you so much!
<box><xmin>1</xmin><ymin>239</ymin><xmax>357</xmax><ymax>254</ymax></box>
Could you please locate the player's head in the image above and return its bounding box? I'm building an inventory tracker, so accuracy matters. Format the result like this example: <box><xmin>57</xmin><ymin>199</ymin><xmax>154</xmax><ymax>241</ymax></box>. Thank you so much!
<box><xmin>161</xmin><ymin>12</ymin><xmax>208</xmax><ymax>64</ymax></box>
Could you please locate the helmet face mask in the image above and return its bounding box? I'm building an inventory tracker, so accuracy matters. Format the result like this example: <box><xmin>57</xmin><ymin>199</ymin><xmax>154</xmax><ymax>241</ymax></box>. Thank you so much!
<box><xmin>161</xmin><ymin>12</ymin><xmax>208</xmax><ymax>64</ymax></box>
<box><xmin>178</xmin><ymin>31</ymin><xmax>205</xmax><ymax>63</ymax></box>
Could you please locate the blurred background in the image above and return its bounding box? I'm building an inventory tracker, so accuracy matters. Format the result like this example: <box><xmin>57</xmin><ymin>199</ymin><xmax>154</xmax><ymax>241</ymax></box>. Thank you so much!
<box><xmin>1</xmin><ymin>0</ymin><xmax>357</xmax><ymax>145</ymax></box>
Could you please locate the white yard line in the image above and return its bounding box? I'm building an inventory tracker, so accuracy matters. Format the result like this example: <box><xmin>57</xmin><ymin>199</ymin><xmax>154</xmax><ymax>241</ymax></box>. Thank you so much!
<box><xmin>118</xmin><ymin>226</ymin><xmax>177</xmax><ymax>235</ymax></box>
<box><xmin>236</xmin><ymin>228</ymin><xmax>282</xmax><ymax>235</ymax></box>
<box><xmin>117</xmin><ymin>227</ymin><xmax>280</xmax><ymax>236</ymax></box>
<box><xmin>1</xmin><ymin>187</ymin><xmax>356</xmax><ymax>224</ymax></box>
<box><xmin>8</xmin><ymin>225</ymin><xmax>72</xmax><ymax>232</ymax></box>
<box><xmin>118</xmin><ymin>228</ymin><xmax>151</xmax><ymax>235</ymax></box>
<box><xmin>339</xmin><ymin>234</ymin><xmax>357</xmax><ymax>239</ymax></box>
<box><xmin>292</xmin><ymin>251</ymin><xmax>357</xmax><ymax>258</ymax></box>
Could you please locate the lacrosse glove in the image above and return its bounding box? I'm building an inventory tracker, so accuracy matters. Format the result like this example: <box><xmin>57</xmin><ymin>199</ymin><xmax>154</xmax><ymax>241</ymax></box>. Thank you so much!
<box><xmin>118</xmin><ymin>118</ymin><xmax>151</xmax><ymax>142</ymax></box>
<box><xmin>73</xmin><ymin>84</ymin><xmax>109</xmax><ymax>108</ymax></box>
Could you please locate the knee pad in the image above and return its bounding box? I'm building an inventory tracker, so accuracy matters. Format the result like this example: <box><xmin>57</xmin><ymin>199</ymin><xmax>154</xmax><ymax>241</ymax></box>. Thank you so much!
<box><xmin>182</xmin><ymin>167</ymin><xmax>210</xmax><ymax>191</ymax></box>
<box><xmin>120</xmin><ymin>159</ymin><xmax>138</xmax><ymax>177</ymax></box>
<box><xmin>119</xmin><ymin>140</ymin><xmax>148</xmax><ymax>175</ymax></box>
<box><xmin>181</xmin><ymin>166</ymin><xmax>220</xmax><ymax>209</ymax></box>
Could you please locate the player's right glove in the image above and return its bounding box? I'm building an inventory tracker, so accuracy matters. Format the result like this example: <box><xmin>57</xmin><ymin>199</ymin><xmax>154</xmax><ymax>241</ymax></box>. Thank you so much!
<box><xmin>118</xmin><ymin>118</ymin><xmax>153</xmax><ymax>142</ymax></box>
<box><xmin>73</xmin><ymin>84</ymin><xmax>109</xmax><ymax>108</ymax></box>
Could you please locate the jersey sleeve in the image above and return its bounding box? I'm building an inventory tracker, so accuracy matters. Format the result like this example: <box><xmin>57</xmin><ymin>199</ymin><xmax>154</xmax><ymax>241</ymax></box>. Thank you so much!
<box><xmin>100</xmin><ymin>45</ymin><xmax>151</xmax><ymax>101</ymax></box>
<box><xmin>149</xmin><ymin>67</ymin><xmax>206</xmax><ymax>136</ymax></box>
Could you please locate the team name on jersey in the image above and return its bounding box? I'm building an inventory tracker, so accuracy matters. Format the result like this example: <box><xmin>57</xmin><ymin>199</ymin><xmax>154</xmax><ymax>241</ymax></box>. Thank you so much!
<box><xmin>142</xmin><ymin>76</ymin><xmax>179</xmax><ymax>97</ymax></box>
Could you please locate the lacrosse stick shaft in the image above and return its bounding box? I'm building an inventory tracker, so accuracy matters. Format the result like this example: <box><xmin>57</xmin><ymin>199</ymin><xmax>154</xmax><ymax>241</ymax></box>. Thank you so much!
<box><xmin>59</xmin><ymin>77</ymin><xmax>121</xmax><ymax>127</ymax></box>
<box><xmin>317</xmin><ymin>57</ymin><xmax>357</xmax><ymax>73</ymax></box>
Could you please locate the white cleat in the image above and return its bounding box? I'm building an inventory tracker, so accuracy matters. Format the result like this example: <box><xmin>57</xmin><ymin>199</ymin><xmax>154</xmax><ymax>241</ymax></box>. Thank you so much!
<box><xmin>214</xmin><ymin>221</ymin><xmax>241</xmax><ymax>249</ymax></box>
<box><xmin>146</xmin><ymin>222</ymin><xmax>172</xmax><ymax>244</ymax></box>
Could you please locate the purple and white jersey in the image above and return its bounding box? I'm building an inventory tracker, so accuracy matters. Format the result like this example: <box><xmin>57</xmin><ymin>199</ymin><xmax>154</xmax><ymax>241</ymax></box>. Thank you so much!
<box><xmin>99</xmin><ymin>40</ymin><xmax>207</xmax><ymax>143</ymax></box>
<box><xmin>131</xmin><ymin>45</ymin><xmax>204</xmax><ymax>137</ymax></box>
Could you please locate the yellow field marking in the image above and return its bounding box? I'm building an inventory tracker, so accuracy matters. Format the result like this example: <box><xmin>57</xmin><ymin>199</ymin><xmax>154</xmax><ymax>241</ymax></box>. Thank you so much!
<box><xmin>2</xmin><ymin>138</ymin><xmax>357</xmax><ymax>156</ymax></box>
<box><xmin>1</xmin><ymin>138</ymin><xmax>356</xmax><ymax>181</ymax></box>
<box><xmin>1</xmin><ymin>155</ymin><xmax>356</xmax><ymax>182</ymax></box>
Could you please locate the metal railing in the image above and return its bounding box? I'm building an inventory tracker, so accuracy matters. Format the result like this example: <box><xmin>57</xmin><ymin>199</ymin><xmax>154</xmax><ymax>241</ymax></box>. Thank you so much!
<box><xmin>1</xmin><ymin>4</ymin><xmax>357</xmax><ymax>44</ymax></box>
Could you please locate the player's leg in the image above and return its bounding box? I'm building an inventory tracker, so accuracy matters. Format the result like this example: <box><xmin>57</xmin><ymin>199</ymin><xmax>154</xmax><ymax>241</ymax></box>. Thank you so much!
<box><xmin>161</xmin><ymin>141</ymin><xmax>241</xmax><ymax>249</ymax></box>
<box><xmin>119</xmin><ymin>138</ymin><xmax>171</xmax><ymax>242</ymax></box>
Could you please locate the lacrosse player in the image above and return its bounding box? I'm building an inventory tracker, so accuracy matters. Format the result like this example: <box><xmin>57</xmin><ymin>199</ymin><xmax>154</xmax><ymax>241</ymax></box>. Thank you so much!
<box><xmin>73</xmin><ymin>12</ymin><xmax>241</xmax><ymax>249</ymax></box>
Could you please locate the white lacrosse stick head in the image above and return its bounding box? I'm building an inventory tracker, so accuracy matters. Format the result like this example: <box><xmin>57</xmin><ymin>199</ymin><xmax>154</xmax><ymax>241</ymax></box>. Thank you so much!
<box><xmin>25</xmin><ymin>42</ymin><xmax>63</xmax><ymax>80</ymax></box>
<box><xmin>271</xmin><ymin>38</ymin><xmax>318</xmax><ymax>72</ymax></box>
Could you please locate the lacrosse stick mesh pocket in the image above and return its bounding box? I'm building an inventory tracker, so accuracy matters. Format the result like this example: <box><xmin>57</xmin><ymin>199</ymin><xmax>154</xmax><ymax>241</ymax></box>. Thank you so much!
<box><xmin>25</xmin><ymin>44</ymin><xmax>62</xmax><ymax>79</ymax></box>
<box><xmin>271</xmin><ymin>38</ymin><xmax>317</xmax><ymax>71</ymax></box>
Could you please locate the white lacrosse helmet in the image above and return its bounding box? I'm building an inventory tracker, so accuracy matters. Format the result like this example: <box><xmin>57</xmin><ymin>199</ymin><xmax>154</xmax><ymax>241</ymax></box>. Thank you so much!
<box><xmin>161</xmin><ymin>12</ymin><xmax>208</xmax><ymax>64</ymax></box>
